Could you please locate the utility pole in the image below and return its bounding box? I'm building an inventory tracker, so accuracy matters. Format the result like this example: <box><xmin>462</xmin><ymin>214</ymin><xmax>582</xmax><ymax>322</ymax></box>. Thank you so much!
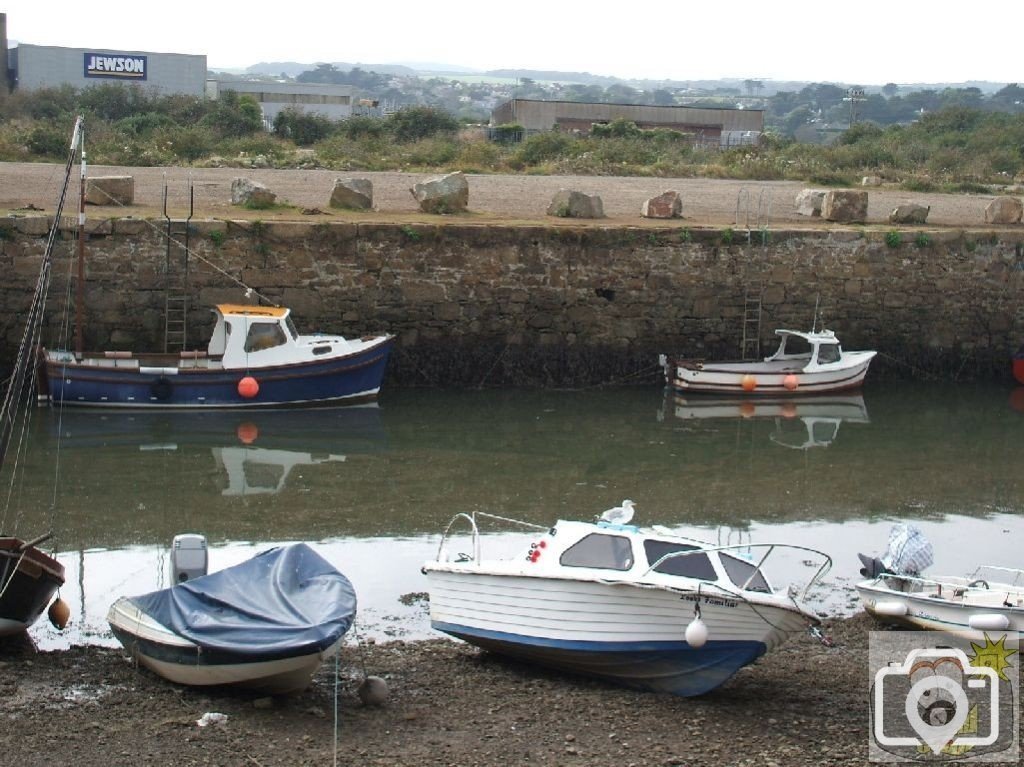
<box><xmin>844</xmin><ymin>88</ymin><xmax>866</xmax><ymax>126</ymax></box>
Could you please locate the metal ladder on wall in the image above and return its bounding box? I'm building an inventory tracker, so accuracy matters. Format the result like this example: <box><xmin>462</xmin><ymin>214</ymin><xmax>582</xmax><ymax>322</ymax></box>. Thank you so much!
<box><xmin>741</xmin><ymin>281</ymin><xmax>763</xmax><ymax>360</ymax></box>
<box><xmin>735</xmin><ymin>187</ymin><xmax>773</xmax><ymax>244</ymax></box>
<box><xmin>163</xmin><ymin>178</ymin><xmax>194</xmax><ymax>353</ymax></box>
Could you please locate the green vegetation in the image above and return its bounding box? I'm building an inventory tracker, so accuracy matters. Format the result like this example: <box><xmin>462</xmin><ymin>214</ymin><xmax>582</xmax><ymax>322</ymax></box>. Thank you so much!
<box><xmin>0</xmin><ymin>84</ymin><xmax>1022</xmax><ymax>189</ymax></box>
<box><xmin>885</xmin><ymin>230</ymin><xmax>902</xmax><ymax>248</ymax></box>
<box><xmin>914</xmin><ymin>232</ymin><xmax>933</xmax><ymax>248</ymax></box>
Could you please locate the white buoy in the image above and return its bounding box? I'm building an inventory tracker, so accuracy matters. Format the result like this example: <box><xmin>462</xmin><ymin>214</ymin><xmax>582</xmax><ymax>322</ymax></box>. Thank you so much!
<box><xmin>968</xmin><ymin>613</ymin><xmax>1010</xmax><ymax>631</ymax></box>
<box><xmin>357</xmin><ymin>675</ymin><xmax>389</xmax><ymax>706</ymax></box>
<box><xmin>685</xmin><ymin>615</ymin><xmax>709</xmax><ymax>648</ymax></box>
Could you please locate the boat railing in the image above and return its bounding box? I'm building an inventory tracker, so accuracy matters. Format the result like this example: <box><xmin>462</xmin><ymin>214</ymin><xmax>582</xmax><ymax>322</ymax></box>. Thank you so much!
<box><xmin>876</xmin><ymin>570</ymin><xmax>1024</xmax><ymax>597</ymax></box>
<box><xmin>643</xmin><ymin>542</ymin><xmax>833</xmax><ymax>602</ymax></box>
<box><xmin>434</xmin><ymin>511</ymin><xmax>547</xmax><ymax>564</ymax></box>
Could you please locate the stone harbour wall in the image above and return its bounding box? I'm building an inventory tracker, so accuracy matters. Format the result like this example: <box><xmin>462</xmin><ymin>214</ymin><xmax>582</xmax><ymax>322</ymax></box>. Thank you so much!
<box><xmin>1</xmin><ymin>215</ymin><xmax>1022</xmax><ymax>386</ymax></box>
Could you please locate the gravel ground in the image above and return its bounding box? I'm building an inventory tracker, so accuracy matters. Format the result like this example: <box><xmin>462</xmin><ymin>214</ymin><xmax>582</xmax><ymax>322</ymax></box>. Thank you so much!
<box><xmin>0</xmin><ymin>162</ymin><xmax>1010</xmax><ymax>227</ymax></box>
<box><xmin>0</xmin><ymin>614</ymin><xmax>880</xmax><ymax>767</ymax></box>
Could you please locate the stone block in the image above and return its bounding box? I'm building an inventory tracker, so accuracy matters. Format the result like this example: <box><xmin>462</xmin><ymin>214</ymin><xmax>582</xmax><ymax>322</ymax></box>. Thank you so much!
<box><xmin>822</xmin><ymin>190</ymin><xmax>868</xmax><ymax>223</ymax></box>
<box><xmin>86</xmin><ymin>176</ymin><xmax>134</xmax><ymax>206</ymax></box>
<box><xmin>984</xmin><ymin>196</ymin><xmax>1023</xmax><ymax>224</ymax></box>
<box><xmin>330</xmin><ymin>178</ymin><xmax>373</xmax><ymax>210</ymax></box>
<box><xmin>641</xmin><ymin>190</ymin><xmax>682</xmax><ymax>219</ymax></box>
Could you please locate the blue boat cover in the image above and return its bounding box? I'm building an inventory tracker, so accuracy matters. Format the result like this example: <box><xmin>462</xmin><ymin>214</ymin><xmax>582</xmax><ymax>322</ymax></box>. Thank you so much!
<box><xmin>129</xmin><ymin>543</ymin><xmax>356</xmax><ymax>656</ymax></box>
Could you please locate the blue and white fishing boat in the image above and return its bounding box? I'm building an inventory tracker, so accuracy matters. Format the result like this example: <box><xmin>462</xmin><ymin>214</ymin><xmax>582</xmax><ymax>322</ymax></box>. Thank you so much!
<box><xmin>422</xmin><ymin>503</ymin><xmax>831</xmax><ymax>697</ymax></box>
<box><xmin>107</xmin><ymin>543</ymin><xmax>356</xmax><ymax>693</ymax></box>
<box><xmin>42</xmin><ymin>303</ymin><xmax>393</xmax><ymax>409</ymax></box>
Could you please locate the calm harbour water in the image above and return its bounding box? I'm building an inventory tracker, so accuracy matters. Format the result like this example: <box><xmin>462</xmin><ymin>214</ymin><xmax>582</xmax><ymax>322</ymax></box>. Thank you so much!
<box><xmin>6</xmin><ymin>381</ymin><xmax>1023</xmax><ymax>650</ymax></box>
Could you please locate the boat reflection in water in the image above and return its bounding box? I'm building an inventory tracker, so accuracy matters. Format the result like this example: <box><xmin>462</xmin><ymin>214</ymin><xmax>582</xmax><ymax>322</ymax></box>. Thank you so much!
<box><xmin>50</xmin><ymin>405</ymin><xmax>387</xmax><ymax>496</ymax></box>
<box><xmin>659</xmin><ymin>393</ymin><xmax>870</xmax><ymax>450</ymax></box>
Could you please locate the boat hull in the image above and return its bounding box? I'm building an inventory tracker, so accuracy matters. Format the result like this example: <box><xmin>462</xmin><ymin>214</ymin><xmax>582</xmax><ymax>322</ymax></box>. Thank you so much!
<box><xmin>426</xmin><ymin>569</ymin><xmax>807</xmax><ymax>696</ymax></box>
<box><xmin>0</xmin><ymin>538</ymin><xmax>66</xmax><ymax>637</ymax></box>
<box><xmin>665</xmin><ymin>352</ymin><xmax>875</xmax><ymax>395</ymax></box>
<box><xmin>857</xmin><ymin>580</ymin><xmax>1024</xmax><ymax>639</ymax></box>
<box><xmin>43</xmin><ymin>337</ymin><xmax>393</xmax><ymax>409</ymax></box>
<box><xmin>108</xmin><ymin>596</ymin><xmax>342</xmax><ymax>694</ymax></box>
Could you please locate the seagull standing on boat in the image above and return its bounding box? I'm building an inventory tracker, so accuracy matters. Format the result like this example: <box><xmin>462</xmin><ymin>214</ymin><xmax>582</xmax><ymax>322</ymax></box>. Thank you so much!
<box><xmin>600</xmin><ymin>500</ymin><xmax>636</xmax><ymax>525</ymax></box>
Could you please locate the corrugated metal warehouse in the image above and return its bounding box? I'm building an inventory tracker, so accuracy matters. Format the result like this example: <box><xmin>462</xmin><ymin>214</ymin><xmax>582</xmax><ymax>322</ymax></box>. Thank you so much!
<box><xmin>206</xmin><ymin>80</ymin><xmax>355</xmax><ymax>124</ymax></box>
<box><xmin>11</xmin><ymin>43</ymin><xmax>206</xmax><ymax>96</ymax></box>
<box><xmin>491</xmin><ymin>99</ymin><xmax>763</xmax><ymax>146</ymax></box>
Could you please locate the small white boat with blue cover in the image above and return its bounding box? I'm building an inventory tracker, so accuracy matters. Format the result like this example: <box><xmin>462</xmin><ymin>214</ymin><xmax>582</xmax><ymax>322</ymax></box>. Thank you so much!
<box><xmin>423</xmin><ymin>504</ymin><xmax>831</xmax><ymax>696</ymax></box>
<box><xmin>108</xmin><ymin>543</ymin><xmax>356</xmax><ymax>693</ymax></box>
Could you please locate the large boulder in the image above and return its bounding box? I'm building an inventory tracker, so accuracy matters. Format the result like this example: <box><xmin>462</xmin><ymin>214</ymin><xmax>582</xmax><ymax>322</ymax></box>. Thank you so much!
<box><xmin>821</xmin><ymin>190</ymin><xmax>868</xmax><ymax>223</ymax></box>
<box><xmin>547</xmin><ymin>189</ymin><xmax>604</xmax><ymax>219</ymax></box>
<box><xmin>984</xmin><ymin>196</ymin><xmax>1023</xmax><ymax>224</ymax></box>
<box><xmin>329</xmin><ymin>178</ymin><xmax>373</xmax><ymax>210</ymax></box>
<box><xmin>231</xmin><ymin>177</ymin><xmax>276</xmax><ymax>208</ymax></box>
<box><xmin>861</xmin><ymin>176</ymin><xmax>883</xmax><ymax>187</ymax></box>
<box><xmin>888</xmin><ymin>203</ymin><xmax>930</xmax><ymax>224</ymax></box>
<box><xmin>794</xmin><ymin>189</ymin><xmax>826</xmax><ymax>217</ymax></box>
<box><xmin>641</xmin><ymin>190</ymin><xmax>682</xmax><ymax>219</ymax></box>
<box><xmin>85</xmin><ymin>176</ymin><xmax>134</xmax><ymax>206</ymax></box>
<box><xmin>410</xmin><ymin>171</ymin><xmax>469</xmax><ymax>214</ymax></box>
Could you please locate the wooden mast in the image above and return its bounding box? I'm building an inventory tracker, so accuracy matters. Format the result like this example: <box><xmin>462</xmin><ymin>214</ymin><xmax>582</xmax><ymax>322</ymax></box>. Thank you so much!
<box><xmin>74</xmin><ymin>120</ymin><xmax>85</xmax><ymax>357</ymax></box>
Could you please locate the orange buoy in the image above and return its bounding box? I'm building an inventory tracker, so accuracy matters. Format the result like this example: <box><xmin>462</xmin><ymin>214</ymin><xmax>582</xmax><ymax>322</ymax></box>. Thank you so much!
<box><xmin>741</xmin><ymin>374</ymin><xmax>757</xmax><ymax>392</ymax></box>
<box><xmin>238</xmin><ymin>376</ymin><xmax>259</xmax><ymax>399</ymax></box>
<box><xmin>48</xmin><ymin>597</ymin><xmax>70</xmax><ymax>630</ymax></box>
<box><xmin>783</xmin><ymin>374</ymin><xmax>799</xmax><ymax>391</ymax></box>
<box><xmin>781</xmin><ymin>403</ymin><xmax>798</xmax><ymax>419</ymax></box>
<box><xmin>1010</xmin><ymin>388</ymin><xmax>1024</xmax><ymax>414</ymax></box>
<box><xmin>236</xmin><ymin>422</ymin><xmax>259</xmax><ymax>444</ymax></box>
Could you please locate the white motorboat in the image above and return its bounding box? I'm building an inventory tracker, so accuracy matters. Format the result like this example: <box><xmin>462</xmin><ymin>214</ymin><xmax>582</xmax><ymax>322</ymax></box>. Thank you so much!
<box><xmin>422</xmin><ymin>503</ymin><xmax>831</xmax><ymax>696</ymax></box>
<box><xmin>856</xmin><ymin>525</ymin><xmax>1024</xmax><ymax>638</ymax></box>
<box><xmin>660</xmin><ymin>328</ymin><xmax>876</xmax><ymax>395</ymax></box>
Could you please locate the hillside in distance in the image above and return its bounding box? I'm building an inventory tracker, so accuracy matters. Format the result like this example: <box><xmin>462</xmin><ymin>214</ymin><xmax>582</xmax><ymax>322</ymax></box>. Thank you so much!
<box><xmin>237</xmin><ymin>61</ymin><xmax>1007</xmax><ymax>95</ymax></box>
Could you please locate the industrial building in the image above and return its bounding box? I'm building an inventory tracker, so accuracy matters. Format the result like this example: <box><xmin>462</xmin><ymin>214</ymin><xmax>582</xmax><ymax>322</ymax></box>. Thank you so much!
<box><xmin>9</xmin><ymin>43</ymin><xmax>206</xmax><ymax>96</ymax></box>
<box><xmin>206</xmin><ymin>80</ymin><xmax>355</xmax><ymax>126</ymax></box>
<box><xmin>491</xmin><ymin>99</ymin><xmax>763</xmax><ymax>146</ymax></box>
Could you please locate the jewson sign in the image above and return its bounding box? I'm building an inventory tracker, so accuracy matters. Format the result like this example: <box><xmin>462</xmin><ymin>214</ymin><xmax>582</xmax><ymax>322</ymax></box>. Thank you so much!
<box><xmin>83</xmin><ymin>53</ymin><xmax>147</xmax><ymax>80</ymax></box>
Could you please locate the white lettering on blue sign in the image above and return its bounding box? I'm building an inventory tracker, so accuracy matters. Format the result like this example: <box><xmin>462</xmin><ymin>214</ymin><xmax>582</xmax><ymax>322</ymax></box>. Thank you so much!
<box><xmin>83</xmin><ymin>53</ymin><xmax>148</xmax><ymax>80</ymax></box>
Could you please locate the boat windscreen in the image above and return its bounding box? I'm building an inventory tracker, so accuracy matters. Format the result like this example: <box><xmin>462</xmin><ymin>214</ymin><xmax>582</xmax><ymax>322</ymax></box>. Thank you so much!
<box><xmin>644</xmin><ymin>540</ymin><xmax>717</xmax><ymax>581</ymax></box>
<box><xmin>720</xmin><ymin>553</ymin><xmax>771</xmax><ymax>592</ymax></box>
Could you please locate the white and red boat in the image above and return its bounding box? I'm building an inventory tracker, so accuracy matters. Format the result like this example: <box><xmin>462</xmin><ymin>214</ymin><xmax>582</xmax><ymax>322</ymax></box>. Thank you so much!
<box><xmin>660</xmin><ymin>328</ymin><xmax>876</xmax><ymax>396</ymax></box>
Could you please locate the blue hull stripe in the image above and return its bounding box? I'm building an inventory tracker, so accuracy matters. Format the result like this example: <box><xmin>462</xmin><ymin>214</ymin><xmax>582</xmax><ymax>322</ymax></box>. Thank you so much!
<box><xmin>432</xmin><ymin>621</ymin><xmax>766</xmax><ymax>697</ymax></box>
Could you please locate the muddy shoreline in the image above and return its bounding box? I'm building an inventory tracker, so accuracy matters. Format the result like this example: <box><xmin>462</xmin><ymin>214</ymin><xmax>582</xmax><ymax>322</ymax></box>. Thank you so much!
<box><xmin>2</xmin><ymin>613</ymin><xmax>886</xmax><ymax>766</ymax></box>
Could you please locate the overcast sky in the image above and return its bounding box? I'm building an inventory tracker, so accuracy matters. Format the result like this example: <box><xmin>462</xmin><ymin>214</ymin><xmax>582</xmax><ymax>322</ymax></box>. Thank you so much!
<box><xmin>5</xmin><ymin>3</ymin><xmax>1015</xmax><ymax>86</ymax></box>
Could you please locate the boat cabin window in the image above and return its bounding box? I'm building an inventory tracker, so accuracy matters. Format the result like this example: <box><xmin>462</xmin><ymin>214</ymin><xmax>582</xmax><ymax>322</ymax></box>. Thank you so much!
<box><xmin>285</xmin><ymin>316</ymin><xmax>299</xmax><ymax>341</ymax></box>
<box><xmin>721</xmin><ymin>553</ymin><xmax>771</xmax><ymax>592</ymax></box>
<box><xmin>643</xmin><ymin>540</ymin><xmax>716</xmax><ymax>580</ymax></box>
<box><xmin>817</xmin><ymin>343</ymin><xmax>841</xmax><ymax>364</ymax></box>
<box><xmin>559</xmin><ymin>533</ymin><xmax>633</xmax><ymax>571</ymax></box>
<box><xmin>779</xmin><ymin>335</ymin><xmax>811</xmax><ymax>358</ymax></box>
<box><xmin>244</xmin><ymin>322</ymin><xmax>288</xmax><ymax>352</ymax></box>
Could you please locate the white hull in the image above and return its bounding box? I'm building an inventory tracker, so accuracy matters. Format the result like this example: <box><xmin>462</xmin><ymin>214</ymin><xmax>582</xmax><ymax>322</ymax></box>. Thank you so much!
<box><xmin>857</xmin><ymin>579</ymin><xmax>1024</xmax><ymax>639</ymax></box>
<box><xmin>108</xmin><ymin>597</ymin><xmax>340</xmax><ymax>694</ymax></box>
<box><xmin>667</xmin><ymin>353</ymin><xmax>875</xmax><ymax>395</ymax></box>
<box><xmin>428</xmin><ymin>569</ymin><xmax>806</xmax><ymax>650</ymax></box>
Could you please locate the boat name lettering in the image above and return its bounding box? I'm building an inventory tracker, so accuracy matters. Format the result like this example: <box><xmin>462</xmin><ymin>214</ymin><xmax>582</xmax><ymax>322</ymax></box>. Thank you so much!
<box><xmin>680</xmin><ymin>594</ymin><xmax>739</xmax><ymax>608</ymax></box>
<box><xmin>84</xmin><ymin>53</ymin><xmax>148</xmax><ymax>79</ymax></box>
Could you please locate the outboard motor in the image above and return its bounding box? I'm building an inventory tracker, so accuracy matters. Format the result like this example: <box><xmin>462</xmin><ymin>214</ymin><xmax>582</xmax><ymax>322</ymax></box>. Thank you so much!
<box><xmin>858</xmin><ymin>523</ymin><xmax>933</xmax><ymax>579</ymax></box>
<box><xmin>170</xmin><ymin>533</ymin><xmax>208</xmax><ymax>583</ymax></box>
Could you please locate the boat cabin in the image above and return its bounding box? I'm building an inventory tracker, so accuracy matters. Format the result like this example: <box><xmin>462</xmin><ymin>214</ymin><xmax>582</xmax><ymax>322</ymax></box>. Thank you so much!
<box><xmin>765</xmin><ymin>329</ymin><xmax>843</xmax><ymax>370</ymax></box>
<box><xmin>517</xmin><ymin>520</ymin><xmax>774</xmax><ymax>594</ymax></box>
<box><xmin>207</xmin><ymin>304</ymin><xmax>356</xmax><ymax>369</ymax></box>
